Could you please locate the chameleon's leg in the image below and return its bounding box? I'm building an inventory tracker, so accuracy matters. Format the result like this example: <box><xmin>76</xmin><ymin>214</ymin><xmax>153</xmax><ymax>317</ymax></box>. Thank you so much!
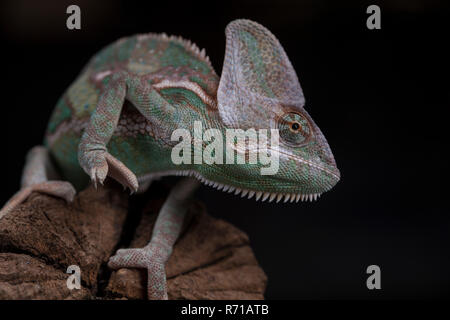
<box><xmin>0</xmin><ymin>146</ymin><xmax>76</xmax><ymax>219</ymax></box>
<box><xmin>108</xmin><ymin>177</ymin><xmax>200</xmax><ymax>299</ymax></box>
<box><xmin>79</xmin><ymin>72</ymin><xmax>178</xmax><ymax>192</ymax></box>
<box><xmin>78</xmin><ymin>72</ymin><xmax>138</xmax><ymax>192</ymax></box>
<box><xmin>124</xmin><ymin>76</ymin><xmax>178</xmax><ymax>139</ymax></box>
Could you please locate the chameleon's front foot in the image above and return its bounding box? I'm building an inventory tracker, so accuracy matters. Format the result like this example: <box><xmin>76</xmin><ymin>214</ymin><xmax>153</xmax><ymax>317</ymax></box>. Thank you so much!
<box><xmin>78</xmin><ymin>146</ymin><xmax>139</xmax><ymax>193</ymax></box>
<box><xmin>108</xmin><ymin>178</ymin><xmax>200</xmax><ymax>299</ymax></box>
<box><xmin>108</xmin><ymin>244</ymin><xmax>169</xmax><ymax>299</ymax></box>
<box><xmin>0</xmin><ymin>181</ymin><xmax>76</xmax><ymax>219</ymax></box>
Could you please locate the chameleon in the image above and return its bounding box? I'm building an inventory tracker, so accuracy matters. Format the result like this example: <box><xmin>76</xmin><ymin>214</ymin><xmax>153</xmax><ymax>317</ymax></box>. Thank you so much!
<box><xmin>0</xmin><ymin>19</ymin><xmax>340</xmax><ymax>299</ymax></box>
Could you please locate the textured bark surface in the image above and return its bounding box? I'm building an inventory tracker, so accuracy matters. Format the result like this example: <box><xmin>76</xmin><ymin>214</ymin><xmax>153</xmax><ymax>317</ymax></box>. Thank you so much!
<box><xmin>0</xmin><ymin>183</ymin><xmax>128</xmax><ymax>299</ymax></box>
<box><xmin>0</xmin><ymin>182</ymin><xmax>267</xmax><ymax>300</ymax></box>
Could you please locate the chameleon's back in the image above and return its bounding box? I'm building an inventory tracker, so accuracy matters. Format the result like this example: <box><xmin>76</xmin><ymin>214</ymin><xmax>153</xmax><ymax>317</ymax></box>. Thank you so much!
<box><xmin>44</xmin><ymin>34</ymin><xmax>219</xmax><ymax>189</ymax></box>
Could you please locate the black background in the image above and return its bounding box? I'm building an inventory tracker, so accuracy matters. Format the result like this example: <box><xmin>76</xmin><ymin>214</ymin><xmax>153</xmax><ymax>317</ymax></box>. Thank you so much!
<box><xmin>0</xmin><ymin>0</ymin><xmax>449</xmax><ymax>299</ymax></box>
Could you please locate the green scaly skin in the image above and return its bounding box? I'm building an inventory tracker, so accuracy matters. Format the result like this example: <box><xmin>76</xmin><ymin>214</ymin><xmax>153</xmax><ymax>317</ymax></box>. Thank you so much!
<box><xmin>46</xmin><ymin>33</ymin><xmax>222</xmax><ymax>191</ymax></box>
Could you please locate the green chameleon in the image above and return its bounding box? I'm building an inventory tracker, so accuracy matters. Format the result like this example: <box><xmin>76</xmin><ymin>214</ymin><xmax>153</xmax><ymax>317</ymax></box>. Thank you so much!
<box><xmin>0</xmin><ymin>19</ymin><xmax>340</xmax><ymax>299</ymax></box>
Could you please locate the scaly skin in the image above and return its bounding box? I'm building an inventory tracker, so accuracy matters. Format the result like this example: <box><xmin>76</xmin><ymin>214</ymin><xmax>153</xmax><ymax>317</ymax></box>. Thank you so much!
<box><xmin>45</xmin><ymin>32</ymin><xmax>221</xmax><ymax>190</ymax></box>
<box><xmin>1</xmin><ymin>19</ymin><xmax>340</xmax><ymax>299</ymax></box>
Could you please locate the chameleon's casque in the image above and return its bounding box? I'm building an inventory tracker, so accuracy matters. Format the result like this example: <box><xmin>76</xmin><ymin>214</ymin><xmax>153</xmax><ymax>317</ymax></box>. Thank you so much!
<box><xmin>1</xmin><ymin>19</ymin><xmax>340</xmax><ymax>299</ymax></box>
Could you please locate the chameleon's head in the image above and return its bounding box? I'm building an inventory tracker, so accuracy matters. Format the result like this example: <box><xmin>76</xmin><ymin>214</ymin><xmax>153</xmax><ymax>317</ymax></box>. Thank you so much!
<box><xmin>194</xmin><ymin>19</ymin><xmax>339</xmax><ymax>202</ymax></box>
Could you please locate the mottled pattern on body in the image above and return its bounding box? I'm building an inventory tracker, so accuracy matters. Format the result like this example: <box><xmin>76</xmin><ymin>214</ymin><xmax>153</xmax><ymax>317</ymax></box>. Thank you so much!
<box><xmin>46</xmin><ymin>33</ymin><xmax>220</xmax><ymax>189</ymax></box>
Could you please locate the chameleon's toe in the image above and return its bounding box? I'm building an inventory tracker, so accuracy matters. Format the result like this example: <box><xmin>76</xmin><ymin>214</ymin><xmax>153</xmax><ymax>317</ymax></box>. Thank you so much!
<box><xmin>104</xmin><ymin>153</ymin><xmax>139</xmax><ymax>193</ymax></box>
<box><xmin>108</xmin><ymin>247</ymin><xmax>168</xmax><ymax>300</ymax></box>
<box><xmin>0</xmin><ymin>181</ymin><xmax>76</xmax><ymax>220</ymax></box>
<box><xmin>89</xmin><ymin>163</ymin><xmax>108</xmax><ymax>189</ymax></box>
<box><xmin>80</xmin><ymin>150</ymin><xmax>107</xmax><ymax>189</ymax></box>
<box><xmin>108</xmin><ymin>248</ymin><xmax>150</xmax><ymax>269</ymax></box>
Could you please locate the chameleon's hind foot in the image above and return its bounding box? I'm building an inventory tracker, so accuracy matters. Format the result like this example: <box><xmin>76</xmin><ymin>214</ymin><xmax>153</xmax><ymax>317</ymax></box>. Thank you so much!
<box><xmin>0</xmin><ymin>181</ymin><xmax>76</xmax><ymax>219</ymax></box>
<box><xmin>108</xmin><ymin>245</ymin><xmax>168</xmax><ymax>300</ymax></box>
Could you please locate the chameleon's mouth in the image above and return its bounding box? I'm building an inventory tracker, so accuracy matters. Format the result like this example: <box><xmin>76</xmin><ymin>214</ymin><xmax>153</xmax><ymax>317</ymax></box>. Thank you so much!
<box><xmin>199</xmin><ymin>175</ymin><xmax>322</xmax><ymax>203</ymax></box>
<box><xmin>141</xmin><ymin>170</ymin><xmax>322</xmax><ymax>203</ymax></box>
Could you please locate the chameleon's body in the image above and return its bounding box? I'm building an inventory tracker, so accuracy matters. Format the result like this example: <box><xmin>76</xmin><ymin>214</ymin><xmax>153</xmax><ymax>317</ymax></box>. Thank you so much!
<box><xmin>46</xmin><ymin>33</ymin><xmax>221</xmax><ymax>191</ymax></box>
<box><xmin>0</xmin><ymin>20</ymin><xmax>340</xmax><ymax>299</ymax></box>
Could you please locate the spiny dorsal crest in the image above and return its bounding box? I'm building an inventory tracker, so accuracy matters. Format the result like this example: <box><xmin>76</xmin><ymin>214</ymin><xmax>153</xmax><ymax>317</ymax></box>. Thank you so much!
<box><xmin>217</xmin><ymin>19</ymin><xmax>306</xmax><ymax>129</ymax></box>
<box><xmin>136</xmin><ymin>32</ymin><xmax>214</xmax><ymax>70</ymax></box>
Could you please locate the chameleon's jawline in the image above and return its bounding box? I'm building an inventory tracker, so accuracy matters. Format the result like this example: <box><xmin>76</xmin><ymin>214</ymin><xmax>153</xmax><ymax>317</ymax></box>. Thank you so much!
<box><xmin>138</xmin><ymin>169</ymin><xmax>322</xmax><ymax>203</ymax></box>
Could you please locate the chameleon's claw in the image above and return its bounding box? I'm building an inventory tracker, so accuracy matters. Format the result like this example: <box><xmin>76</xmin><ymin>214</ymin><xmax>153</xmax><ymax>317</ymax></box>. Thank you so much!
<box><xmin>90</xmin><ymin>168</ymin><xmax>106</xmax><ymax>189</ymax></box>
<box><xmin>82</xmin><ymin>150</ymin><xmax>138</xmax><ymax>192</ymax></box>
<box><xmin>90</xmin><ymin>169</ymin><xmax>98</xmax><ymax>189</ymax></box>
<box><xmin>85</xmin><ymin>151</ymin><xmax>108</xmax><ymax>189</ymax></box>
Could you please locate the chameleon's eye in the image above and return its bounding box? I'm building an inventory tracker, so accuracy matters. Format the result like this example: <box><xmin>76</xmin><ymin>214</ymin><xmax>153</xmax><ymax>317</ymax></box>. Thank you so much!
<box><xmin>277</xmin><ymin>112</ymin><xmax>312</xmax><ymax>146</ymax></box>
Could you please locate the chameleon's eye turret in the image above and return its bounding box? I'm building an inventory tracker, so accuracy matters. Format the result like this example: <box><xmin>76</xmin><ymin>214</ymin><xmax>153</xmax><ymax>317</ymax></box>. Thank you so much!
<box><xmin>277</xmin><ymin>112</ymin><xmax>312</xmax><ymax>146</ymax></box>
